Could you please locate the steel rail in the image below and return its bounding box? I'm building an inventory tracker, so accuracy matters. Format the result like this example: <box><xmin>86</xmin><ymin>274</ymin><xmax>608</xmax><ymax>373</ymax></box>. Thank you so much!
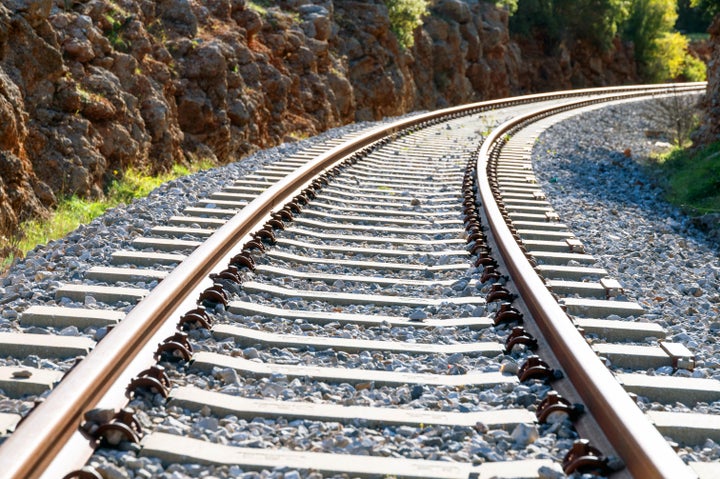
<box><xmin>476</xmin><ymin>89</ymin><xmax>704</xmax><ymax>478</ymax></box>
<box><xmin>0</xmin><ymin>83</ymin><xmax>705</xmax><ymax>479</ymax></box>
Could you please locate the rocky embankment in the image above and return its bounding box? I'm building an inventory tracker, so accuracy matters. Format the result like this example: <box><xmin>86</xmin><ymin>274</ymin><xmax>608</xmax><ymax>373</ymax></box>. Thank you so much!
<box><xmin>0</xmin><ymin>0</ymin><xmax>640</xmax><ymax>246</ymax></box>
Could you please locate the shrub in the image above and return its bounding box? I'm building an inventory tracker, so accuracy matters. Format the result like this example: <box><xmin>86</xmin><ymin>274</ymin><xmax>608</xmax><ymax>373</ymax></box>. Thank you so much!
<box><xmin>624</xmin><ymin>0</ymin><xmax>677</xmax><ymax>75</ymax></box>
<box><xmin>624</xmin><ymin>0</ymin><xmax>707</xmax><ymax>82</ymax></box>
<box><xmin>654</xmin><ymin>141</ymin><xmax>720</xmax><ymax>213</ymax></box>
<box><xmin>681</xmin><ymin>52</ymin><xmax>707</xmax><ymax>81</ymax></box>
<box><xmin>384</xmin><ymin>0</ymin><xmax>430</xmax><ymax>49</ymax></box>
<box><xmin>509</xmin><ymin>0</ymin><xmax>628</xmax><ymax>51</ymax></box>
<box><xmin>644</xmin><ymin>31</ymin><xmax>707</xmax><ymax>81</ymax></box>
<box><xmin>509</xmin><ymin>0</ymin><xmax>709</xmax><ymax>82</ymax></box>
<box><xmin>644</xmin><ymin>91</ymin><xmax>702</xmax><ymax>146</ymax></box>
<box><xmin>651</xmin><ymin>32</ymin><xmax>690</xmax><ymax>78</ymax></box>
<box><xmin>1</xmin><ymin>159</ymin><xmax>215</xmax><ymax>272</ymax></box>
<box><xmin>690</xmin><ymin>0</ymin><xmax>720</xmax><ymax>15</ymax></box>
<box><xmin>509</xmin><ymin>0</ymin><xmax>561</xmax><ymax>47</ymax></box>
<box><xmin>493</xmin><ymin>0</ymin><xmax>519</xmax><ymax>14</ymax></box>
<box><xmin>558</xmin><ymin>0</ymin><xmax>629</xmax><ymax>50</ymax></box>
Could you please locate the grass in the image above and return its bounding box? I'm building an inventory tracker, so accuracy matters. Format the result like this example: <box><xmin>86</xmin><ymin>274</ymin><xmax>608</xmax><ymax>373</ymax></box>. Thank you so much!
<box><xmin>686</xmin><ymin>32</ymin><xmax>711</xmax><ymax>42</ymax></box>
<box><xmin>288</xmin><ymin>131</ymin><xmax>310</xmax><ymax>141</ymax></box>
<box><xmin>247</xmin><ymin>0</ymin><xmax>272</xmax><ymax>16</ymax></box>
<box><xmin>246</xmin><ymin>0</ymin><xmax>299</xmax><ymax>25</ymax></box>
<box><xmin>77</xmin><ymin>85</ymin><xmax>105</xmax><ymax>104</ymax></box>
<box><xmin>2</xmin><ymin>160</ymin><xmax>214</xmax><ymax>272</ymax></box>
<box><xmin>104</xmin><ymin>1</ymin><xmax>133</xmax><ymax>52</ymax></box>
<box><xmin>652</xmin><ymin>141</ymin><xmax>720</xmax><ymax>214</ymax></box>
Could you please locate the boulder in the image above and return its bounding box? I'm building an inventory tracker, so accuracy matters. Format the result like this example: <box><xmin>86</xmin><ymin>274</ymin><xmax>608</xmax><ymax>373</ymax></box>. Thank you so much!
<box><xmin>436</xmin><ymin>0</ymin><xmax>471</xmax><ymax>24</ymax></box>
<box><xmin>157</xmin><ymin>0</ymin><xmax>198</xmax><ymax>38</ymax></box>
<box><xmin>0</xmin><ymin>0</ymin><xmax>643</xmax><ymax>251</ymax></box>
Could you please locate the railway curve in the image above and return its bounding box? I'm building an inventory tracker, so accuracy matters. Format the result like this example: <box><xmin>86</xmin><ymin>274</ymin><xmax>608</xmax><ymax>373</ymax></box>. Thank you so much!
<box><xmin>0</xmin><ymin>84</ymin><xmax>712</xmax><ymax>479</ymax></box>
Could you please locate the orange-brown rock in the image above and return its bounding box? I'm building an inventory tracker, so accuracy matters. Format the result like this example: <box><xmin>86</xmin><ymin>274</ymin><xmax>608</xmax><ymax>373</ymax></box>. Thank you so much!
<box><xmin>695</xmin><ymin>15</ymin><xmax>720</xmax><ymax>145</ymax></box>
<box><xmin>0</xmin><ymin>0</ymin><xmax>642</xmax><ymax>245</ymax></box>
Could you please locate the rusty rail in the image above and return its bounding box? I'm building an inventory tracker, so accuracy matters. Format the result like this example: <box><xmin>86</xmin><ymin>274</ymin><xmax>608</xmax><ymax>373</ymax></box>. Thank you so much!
<box><xmin>476</xmin><ymin>90</ymin><xmax>704</xmax><ymax>478</ymax></box>
<box><xmin>0</xmin><ymin>83</ymin><xmax>705</xmax><ymax>478</ymax></box>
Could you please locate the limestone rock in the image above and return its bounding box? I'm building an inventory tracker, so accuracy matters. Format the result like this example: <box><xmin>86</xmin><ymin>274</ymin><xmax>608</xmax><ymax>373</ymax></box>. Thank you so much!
<box><xmin>157</xmin><ymin>0</ymin><xmax>197</xmax><ymax>37</ymax></box>
<box><xmin>0</xmin><ymin>0</ymin><xmax>642</xmax><ymax>248</ymax></box>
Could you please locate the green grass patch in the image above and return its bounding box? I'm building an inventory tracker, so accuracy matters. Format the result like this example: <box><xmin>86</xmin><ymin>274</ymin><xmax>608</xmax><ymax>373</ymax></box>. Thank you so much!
<box><xmin>686</xmin><ymin>32</ymin><xmax>711</xmax><ymax>42</ymax></box>
<box><xmin>3</xmin><ymin>159</ymin><xmax>215</xmax><ymax>271</ymax></box>
<box><xmin>652</xmin><ymin>142</ymin><xmax>720</xmax><ymax>214</ymax></box>
<box><xmin>247</xmin><ymin>0</ymin><xmax>271</xmax><ymax>16</ymax></box>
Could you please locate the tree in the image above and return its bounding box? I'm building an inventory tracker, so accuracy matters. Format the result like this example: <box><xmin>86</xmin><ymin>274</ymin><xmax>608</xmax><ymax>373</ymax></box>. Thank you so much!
<box><xmin>651</xmin><ymin>31</ymin><xmax>706</xmax><ymax>80</ymax></box>
<box><xmin>509</xmin><ymin>0</ymin><xmax>707</xmax><ymax>82</ymax></box>
<box><xmin>677</xmin><ymin>0</ymin><xmax>713</xmax><ymax>33</ymax></box>
<box><xmin>509</xmin><ymin>0</ymin><xmax>629</xmax><ymax>51</ymax></box>
<box><xmin>623</xmin><ymin>0</ymin><xmax>706</xmax><ymax>81</ymax></box>
<box><xmin>556</xmin><ymin>0</ymin><xmax>629</xmax><ymax>50</ymax></box>
<box><xmin>625</xmin><ymin>0</ymin><xmax>678</xmax><ymax>60</ymax></box>
<box><xmin>384</xmin><ymin>0</ymin><xmax>430</xmax><ymax>49</ymax></box>
<box><xmin>509</xmin><ymin>0</ymin><xmax>559</xmax><ymax>46</ymax></box>
<box><xmin>690</xmin><ymin>0</ymin><xmax>720</xmax><ymax>15</ymax></box>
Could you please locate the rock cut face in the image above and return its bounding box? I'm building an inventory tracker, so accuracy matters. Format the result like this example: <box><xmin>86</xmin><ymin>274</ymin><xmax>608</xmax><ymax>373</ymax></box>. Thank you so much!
<box><xmin>0</xmin><ymin>0</ymin><xmax>639</xmax><ymax>244</ymax></box>
<box><xmin>694</xmin><ymin>16</ymin><xmax>720</xmax><ymax>146</ymax></box>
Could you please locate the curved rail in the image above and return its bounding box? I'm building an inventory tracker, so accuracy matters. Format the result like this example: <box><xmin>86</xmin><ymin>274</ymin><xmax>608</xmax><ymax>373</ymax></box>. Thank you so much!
<box><xmin>0</xmin><ymin>82</ymin><xmax>706</xmax><ymax>478</ymax></box>
<box><xmin>476</xmin><ymin>92</ymin><xmax>704</xmax><ymax>478</ymax></box>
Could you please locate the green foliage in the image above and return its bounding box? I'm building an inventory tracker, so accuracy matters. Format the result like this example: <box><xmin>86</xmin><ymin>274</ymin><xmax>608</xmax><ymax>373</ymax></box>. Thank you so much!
<box><xmin>0</xmin><ymin>254</ymin><xmax>15</xmax><ymax>273</ymax></box>
<box><xmin>494</xmin><ymin>0</ymin><xmax>519</xmax><ymax>14</ymax></box>
<box><xmin>170</xmin><ymin>158</ymin><xmax>216</xmax><ymax>177</ymax></box>
<box><xmin>17</xmin><ymin>196</ymin><xmax>108</xmax><ymax>256</ymax></box>
<box><xmin>560</xmin><ymin>0</ymin><xmax>629</xmax><ymax>50</ymax></box>
<box><xmin>690</xmin><ymin>0</ymin><xmax>720</xmax><ymax>15</ymax></box>
<box><xmin>104</xmin><ymin>2</ymin><xmax>132</xmax><ymax>51</ymax></box>
<box><xmin>681</xmin><ymin>51</ymin><xmax>707</xmax><ymax>80</ymax></box>
<box><xmin>623</xmin><ymin>0</ymin><xmax>706</xmax><ymax>81</ymax></box>
<box><xmin>651</xmin><ymin>32</ymin><xmax>691</xmax><ymax>78</ymax></box>
<box><xmin>384</xmin><ymin>0</ymin><xmax>430</xmax><ymax>49</ymax></box>
<box><xmin>509</xmin><ymin>0</ymin><xmax>558</xmax><ymax>48</ymax></box>
<box><xmin>677</xmin><ymin>0</ymin><xmax>713</xmax><ymax>33</ymax></box>
<box><xmin>105</xmin><ymin>168</ymin><xmax>171</xmax><ymax>204</ymax></box>
<box><xmin>105</xmin><ymin>15</ymin><xmax>128</xmax><ymax>51</ymax></box>
<box><xmin>1</xmin><ymin>159</ymin><xmax>216</xmax><ymax>272</ymax></box>
<box><xmin>651</xmin><ymin>32</ymin><xmax>707</xmax><ymax>80</ymax></box>
<box><xmin>247</xmin><ymin>0</ymin><xmax>271</xmax><ymax>16</ymax></box>
<box><xmin>624</xmin><ymin>0</ymin><xmax>677</xmax><ymax>78</ymax></box>
<box><xmin>509</xmin><ymin>0</ymin><xmax>707</xmax><ymax>82</ymax></box>
<box><xmin>509</xmin><ymin>0</ymin><xmax>629</xmax><ymax>51</ymax></box>
<box><xmin>653</xmin><ymin>142</ymin><xmax>720</xmax><ymax>213</ymax></box>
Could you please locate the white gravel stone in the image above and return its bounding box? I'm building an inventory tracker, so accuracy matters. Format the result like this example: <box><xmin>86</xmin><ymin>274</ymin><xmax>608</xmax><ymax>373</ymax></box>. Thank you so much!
<box><xmin>47</xmin><ymin>99</ymin><xmax>720</xmax><ymax>477</ymax></box>
<box><xmin>533</xmin><ymin>96</ymin><xmax>719</xmax><ymax>464</ymax></box>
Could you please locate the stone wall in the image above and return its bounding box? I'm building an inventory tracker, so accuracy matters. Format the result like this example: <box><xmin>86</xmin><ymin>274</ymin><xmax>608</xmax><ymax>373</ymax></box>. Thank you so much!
<box><xmin>0</xmin><ymin>0</ymin><xmax>640</xmax><ymax>245</ymax></box>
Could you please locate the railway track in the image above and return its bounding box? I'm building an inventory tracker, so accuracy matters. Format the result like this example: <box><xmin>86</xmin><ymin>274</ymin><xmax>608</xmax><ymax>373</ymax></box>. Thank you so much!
<box><xmin>0</xmin><ymin>84</ymin><xmax>714</xmax><ymax>479</ymax></box>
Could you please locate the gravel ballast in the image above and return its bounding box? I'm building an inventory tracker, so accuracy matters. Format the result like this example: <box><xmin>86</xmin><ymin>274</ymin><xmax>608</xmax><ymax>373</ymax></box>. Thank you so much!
<box><xmin>532</xmin><ymin>96</ymin><xmax>720</xmax><ymax>464</ymax></box>
<box><xmin>0</xmin><ymin>120</ymin><xmax>397</xmax><ymax>420</ymax></box>
<box><xmin>83</xmin><ymin>112</ymin><xmax>570</xmax><ymax>479</ymax></box>
<box><xmin>1</xmin><ymin>96</ymin><xmax>718</xmax><ymax>476</ymax></box>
